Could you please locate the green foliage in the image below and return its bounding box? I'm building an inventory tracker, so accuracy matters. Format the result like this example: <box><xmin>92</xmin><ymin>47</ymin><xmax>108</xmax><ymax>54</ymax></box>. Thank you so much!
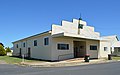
<box><xmin>0</xmin><ymin>43</ymin><xmax>4</xmax><ymax>47</ymax></box>
<box><xmin>0</xmin><ymin>45</ymin><xmax>6</xmax><ymax>56</ymax></box>
<box><xmin>112</xmin><ymin>57</ymin><xmax>120</xmax><ymax>60</ymax></box>
<box><xmin>0</xmin><ymin>56</ymin><xmax>43</xmax><ymax>64</ymax></box>
<box><xmin>5</xmin><ymin>47</ymin><xmax>11</xmax><ymax>52</ymax></box>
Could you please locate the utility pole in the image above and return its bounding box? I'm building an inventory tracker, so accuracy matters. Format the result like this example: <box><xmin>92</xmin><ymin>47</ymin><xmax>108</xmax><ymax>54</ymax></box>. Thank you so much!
<box><xmin>78</xmin><ymin>14</ymin><xmax>83</xmax><ymax>34</ymax></box>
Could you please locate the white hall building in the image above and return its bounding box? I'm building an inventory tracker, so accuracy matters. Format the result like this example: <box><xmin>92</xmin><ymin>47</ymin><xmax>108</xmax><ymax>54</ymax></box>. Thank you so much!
<box><xmin>12</xmin><ymin>18</ymin><xmax>120</xmax><ymax>61</ymax></box>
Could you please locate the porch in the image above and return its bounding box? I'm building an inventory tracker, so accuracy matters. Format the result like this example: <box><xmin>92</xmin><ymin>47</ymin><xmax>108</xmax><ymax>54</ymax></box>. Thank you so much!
<box><xmin>52</xmin><ymin>32</ymin><xmax>100</xmax><ymax>60</ymax></box>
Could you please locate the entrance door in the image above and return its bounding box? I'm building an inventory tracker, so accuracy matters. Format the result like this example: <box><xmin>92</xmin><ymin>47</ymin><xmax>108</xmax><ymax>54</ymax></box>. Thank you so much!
<box><xmin>74</xmin><ymin>41</ymin><xmax>86</xmax><ymax>58</ymax></box>
<box><xmin>28</xmin><ymin>47</ymin><xmax>31</xmax><ymax>58</ymax></box>
<box><xmin>19</xmin><ymin>48</ymin><xmax>22</xmax><ymax>57</ymax></box>
<box><xmin>74</xmin><ymin>47</ymin><xmax>81</xmax><ymax>58</ymax></box>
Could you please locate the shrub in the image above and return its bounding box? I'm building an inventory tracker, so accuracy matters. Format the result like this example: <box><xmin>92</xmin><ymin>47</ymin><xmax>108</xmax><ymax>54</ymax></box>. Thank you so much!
<box><xmin>0</xmin><ymin>45</ymin><xmax>6</xmax><ymax>56</ymax></box>
<box><xmin>5</xmin><ymin>47</ymin><xmax>11</xmax><ymax>52</ymax></box>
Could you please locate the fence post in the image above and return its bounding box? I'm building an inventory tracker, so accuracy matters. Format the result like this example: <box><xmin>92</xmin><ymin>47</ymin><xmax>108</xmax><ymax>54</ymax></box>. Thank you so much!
<box><xmin>22</xmin><ymin>54</ymin><xmax>25</xmax><ymax>63</ymax></box>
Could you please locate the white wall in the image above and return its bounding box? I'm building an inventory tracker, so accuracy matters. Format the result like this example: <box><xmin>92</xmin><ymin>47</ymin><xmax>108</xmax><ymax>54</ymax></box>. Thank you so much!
<box><xmin>62</xmin><ymin>20</ymin><xmax>78</xmax><ymax>34</ymax></box>
<box><xmin>13</xmin><ymin>35</ymin><xmax>100</xmax><ymax>61</ymax></box>
<box><xmin>99</xmin><ymin>40</ymin><xmax>111</xmax><ymax>58</ymax></box>
<box><xmin>51</xmin><ymin>37</ymin><xmax>100</xmax><ymax>60</ymax></box>
<box><xmin>13</xmin><ymin>33</ymin><xmax>52</xmax><ymax>60</ymax></box>
<box><xmin>86</xmin><ymin>40</ymin><xmax>100</xmax><ymax>58</ymax></box>
<box><xmin>52</xmin><ymin>24</ymin><xmax>64</xmax><ymax>35</ymax></box>
<box><xmin>73</xmin><ymin>19</ymin><xmax>87</xmax><ymax>26</ymax></box>
<box><xmin>30</xmin><ymin>34</ymin><xmax>52</xmax><ymax>60</ymax></box>
<box><xmin>51</xmin><ymin>37</ymin><xmax>74</xmax><ymax>61</ymax></box>
<box><xmin>52</xmin><ymin>19</ymin><xmax>100</xmax><ymax>39</ymax></box>
<box><xmin>100</xmin><ymin>35</ymin><xmax>119</xmax><ymax>57</ymax></box>
<box><xmin>13</xmin><ymin>42</ymin><xmax>21</xmax><ymax>56</ymax></box>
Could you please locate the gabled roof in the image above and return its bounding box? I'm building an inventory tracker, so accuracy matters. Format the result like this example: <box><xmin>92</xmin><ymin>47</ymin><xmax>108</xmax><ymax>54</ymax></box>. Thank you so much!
<box><xmin>112</xmin><ymin>41</ymin><xmax>120</xmax><ymax>47</ymax></box>
<box><xmin>12</xmin><ymin>30</ymin><xmax>51</xmax><ymax>43</ymax></box>
<box><xmin>101</xmin><ymin>35</ymin><xmax>119</xmax><ymax>41</ymax></box>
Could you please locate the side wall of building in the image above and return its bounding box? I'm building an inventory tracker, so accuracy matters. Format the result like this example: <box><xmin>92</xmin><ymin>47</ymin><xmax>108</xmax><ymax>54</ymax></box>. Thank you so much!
<box><xmin>13</xmin><ymin>42</ymin><xmax>22</xmax><ymax>56</ymax></box>
<box><xmin>99</xmin><ymin>41</ymin><xmax>111</xmax><ymax>58</ymax></box>
<box><xmin>13</xmin><ymin>36</ymin><xmax>100</xmax><ymax>61</ymax></box>
<box><xmin>99</xmin><ymin>36</ymin><xmax>119</xmax><ymax>58</ymax></box>
<box><xmin>13</xmin><ymin>33</ymin><xmax>52</xmax><ymax>60</ymax></box>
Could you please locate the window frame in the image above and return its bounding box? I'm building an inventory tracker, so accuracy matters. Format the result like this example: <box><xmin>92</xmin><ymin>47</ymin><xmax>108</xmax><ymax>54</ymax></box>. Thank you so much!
<box><xmin>118</xmin><ymin>49</ymin><xmax>120</xmax><ymax>52</ymax></box>
<box><xmin>23</xmin><ymin>43</ymin><xmax>25</xmax><ymax>47</ymax></box>
<box><xmin>118</xmin><ymin>47</ymin><xmax>120</xmax><ymax>52</ymax></box>
<box><xmin>44</xmin><ymin>37</ymin><xmax>49</xmax><ymax>46</ymax></box>
<box><xmin>104</xmin><ymin>47</ymin><xmax>108</xmax><ymax>51</ymax></box>
<box><xmin>90</xmin><ymin>45</ymin><xmax>97</xmax><ymax>50</ymax></box>
<box><xmin>16</xmin><ymin>44</ymin><xmax>18</xmax><ymax>48</ymax></box>
<box><xmin>33</xmin><ymin>40</ymin><xmax>37</xmax><ymax>46</ymax></box>
<box><xmin>57</xmin><ymin>43</ymin><xmax>69</xmax><ymax>50</ymax></box>
<box><xmin>114</xmin><ymin>47</ymin><xmax>120</xmax><ymax>52</ymax></box>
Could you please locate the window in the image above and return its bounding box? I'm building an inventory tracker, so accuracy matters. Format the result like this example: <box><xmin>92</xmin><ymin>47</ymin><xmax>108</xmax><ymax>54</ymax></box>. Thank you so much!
<box><xmin>90</xmin><ymin>45</ymin><xmax>97</xmax><ymax>50</ymax></box>
<box><xmin>44</xmin><ymin>37</ymin><xmax>49</xmax><ymax>45</ymax></box>
<box><xmin>114</xmin><ymin>47</ymin><xmax>120</xmax><ymax>52</ymax></box>
<box><xmin>34</xmin><ymin>40</ymin><xmax>37</xmax><ymax>46</ymax></box>
<box><xmin>16</xmin><ymin>44</ymin><xmax>18</xmax><ymax>48</ymax></box>
<box><xmin>118</xmin><ymin>47</ymin><xmax>120</xmax><ymax>52</ymax></box>
<box><xmin>104</xmin><ymin>47</ymin><xmax>108</xmax><ymax>51</ymax></box>
<box><xmin>118</xmin><ymin>49</ymin><xmax>120</xmax><ymax>52</ymax></box>
<box><xmin>57</xmin><ymin>44</ymin><xmax>69</xmax><ymax>50</ymax></box>
<box><xmin>23</xmin><ymin>43</ymin><xmax>25</xmax><ymax>47</ymax></box>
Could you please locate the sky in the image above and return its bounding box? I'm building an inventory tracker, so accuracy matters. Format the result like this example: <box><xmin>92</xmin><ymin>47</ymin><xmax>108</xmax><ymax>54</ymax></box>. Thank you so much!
<box><xmin>0</xmin><ymin>0</ymin><xmax>120</xmax><ymax>47</ymax></box>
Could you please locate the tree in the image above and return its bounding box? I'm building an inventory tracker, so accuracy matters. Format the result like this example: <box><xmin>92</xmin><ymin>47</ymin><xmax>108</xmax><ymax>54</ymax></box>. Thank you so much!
<box><xmin>5</xmin><ymin>47</ymin><xmax>11</xmax><ymax>52</ymax></box>
<box><xmin>0</xmin><ymin>45</ymin><xmax>6</xmax><ymax>56</ymax></box>
<box><xmin>0</xmin><ymin>43</ymin><xmax>4</xmax><ymax>47</ymax></box>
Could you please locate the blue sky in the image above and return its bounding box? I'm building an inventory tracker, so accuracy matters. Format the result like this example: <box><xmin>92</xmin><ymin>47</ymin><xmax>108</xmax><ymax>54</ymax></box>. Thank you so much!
<box><xmin>0</xmin><ymin>0</ymin><xmax>120</xmax><ymax>47</ymax></box>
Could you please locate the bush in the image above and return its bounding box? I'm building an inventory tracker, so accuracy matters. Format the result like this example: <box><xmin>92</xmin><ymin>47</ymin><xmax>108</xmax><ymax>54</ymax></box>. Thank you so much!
<box><xmin>0</xmin><ymin>45</ymin><xmax>6</xmax><ymax>56</ymax></box>
<box><xmin>5</xmin><ymin>47</ymin><xmax>11</xmax><ymax>52</ymax></box>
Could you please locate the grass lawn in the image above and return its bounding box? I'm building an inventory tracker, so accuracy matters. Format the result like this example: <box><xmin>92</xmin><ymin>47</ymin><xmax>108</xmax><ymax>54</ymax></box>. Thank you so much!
<box><xmin>112</xmin><ymin>56</ymin><xmax>120</xmax><ymax>60</ymax></box>
<box><xmin>0</xmin><ymin>56</ymin><xmax>44</xmax><ymax>64</ymax></box>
